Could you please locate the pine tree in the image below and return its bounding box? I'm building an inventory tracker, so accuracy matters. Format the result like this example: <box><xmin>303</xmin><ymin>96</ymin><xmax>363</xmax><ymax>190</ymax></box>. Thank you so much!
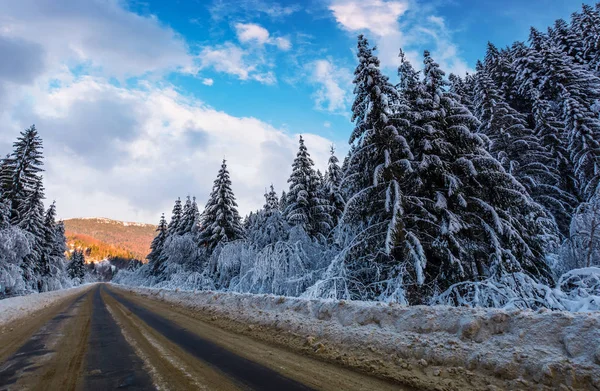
<box><xmin>148</xmin><ymin>213</ymin><xmax>168</xmax><ymax>275</ymax></box>
<box><xmin>2</xmin><ymin>125</ymin><xmax>44</xmax><ymax>224</ymax></box>
<box><xmin>18</xmin><ymin>178</ymin><xmax>46</xmax><ymax>288</ymax></box>
<box><xmin>199</xmin><ymin>159</ymin><xmax>244</xmax><ymax>250</ymax></box>
<box><xmin>67</xmin><ymin>249</ymin><xmax>85</xmax><ymax>281</ymax></box>
<box><xmin>0</xmin><ymin>196</ymin><xmax>9</xmax><ymax>229</ymax></box>
<box><xmin>41</xmin><ymin>201</ymin><xmax>58</xmax><ymax>276</ymax></box>
<box><xmin>178</xmin><ymin>196</ymin><xmax>199</xmax><ymax>235</ymax></box>
<box><xmin>167</xmin><ymin>197</ymin><xmax>183</xmax><ymax>236</ymax></box>
<box><xmin>333</xmin><ymin>36</ymin><xmax>413</xmax><ymax>300</ymax></box>
<box><xmin>448</xmin><ymin>73</ymin><xmax>475</xmax><ymax>114</ymax></box>
<box><xmin>516</xmin><ymin>28</ymin><xmax>600</xmax><ymax>200</ymax></box>
<box><xmin>548</xmin><ymin>19</ymin><xmax>586</xmax><ymax>67</ymax></box>
<box><xmin>279</xmin><ymin>190</ymin><xmax>287</xmax><ymax>213</ymax></box>
<box><xmin>484</xmin><ymin>43</ymin><xmax>532</xmax><ymax>116</ymax></box>
<box><xmin>571</xmin><ymin>4</ymin><xmax>600</xmax><ymax>73</ymax></box>
<box><xmin>285</xmin><ymin>136</ymin><xmax>333</xmax><ymax>240</ymax></box>
<box><xmin>0</xmin><ymin>154</ymin><xmax>11</xmax><ymax>200</ymax></box>
<box><xmin>473</xmin><ymin>63</ymin><xmax>573</xmax><ymax>235</ymax></box>
<box><xmin>396</xmin><ymin>51</ymin><xmax>557</xmax><ymax>304</ymax></box>
<box><xmin>324</xmin><ymin>146</ymin><xmax>345</xmax><ymax>227</ymax></box>
<box><xmin>53</xmin><ymin>220</ymin><xmax>67</xmax><ymax>259</ymax></box>
<box><xmin>264</xmin><ymin>185</ymin><xmax>279</xmax><ymax>213</ymax></box>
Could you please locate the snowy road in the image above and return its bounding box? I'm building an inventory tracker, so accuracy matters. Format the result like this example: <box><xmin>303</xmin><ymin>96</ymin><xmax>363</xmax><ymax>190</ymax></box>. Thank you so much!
<box><xmin>0</xmin><ymin>284</ymin><xmax>411</xmax><ymax>390</ymax></box>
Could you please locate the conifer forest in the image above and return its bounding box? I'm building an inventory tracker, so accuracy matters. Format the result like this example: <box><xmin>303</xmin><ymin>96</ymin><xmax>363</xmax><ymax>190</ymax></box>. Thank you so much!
<box><xmin>3</xmin><ymin>3</ymin><xmax>600</xmax><ymax>311</ymax></box>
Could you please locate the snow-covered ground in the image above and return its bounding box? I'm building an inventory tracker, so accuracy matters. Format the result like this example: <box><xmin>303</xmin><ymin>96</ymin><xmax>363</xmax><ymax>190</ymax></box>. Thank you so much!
<box><xmin>115</xmin><ymin>284</ymin><xmax>600</xmax><ymax>390</ymax></box>
<box><xmin>0</xmin><ymin>283</ymin><xmax>96</xmax><ymax>327</ymax></box>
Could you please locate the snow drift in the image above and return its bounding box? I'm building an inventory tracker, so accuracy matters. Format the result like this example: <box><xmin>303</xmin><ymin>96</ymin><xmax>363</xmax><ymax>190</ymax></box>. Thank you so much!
<box><xmin>113</xmin><ymin>284</ymin><xmax>600</xmax><ymax>390</ymax></box>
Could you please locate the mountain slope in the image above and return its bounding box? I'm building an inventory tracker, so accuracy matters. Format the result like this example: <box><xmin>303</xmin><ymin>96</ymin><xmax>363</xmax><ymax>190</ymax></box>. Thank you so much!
<box><xmin>63</xmin><ymin>218</ymin><xmax>156</xmax><ymax>262</ymax></box>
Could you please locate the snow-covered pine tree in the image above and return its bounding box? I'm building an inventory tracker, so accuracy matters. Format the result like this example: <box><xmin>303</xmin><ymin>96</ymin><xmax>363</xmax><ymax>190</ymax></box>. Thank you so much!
<box><xmin>67</xmin><ymin>249</ymin><xmax>85</xmax><ymax>281</ymax></box>
<box><xmin>246</xmin><ymin>187</ymin><xmax>290</xmax><ymax>249</ymax></box>
<box><xmin>571</xmin><ymin>4</ymin><xmax>600</xmax><ymax>73</ymax></box>
<box><xmin>2</xmin><ymin>125</ymin><xmax>44</xmax><ymax>224</ymax></box>
<box><xmin>531</xmin><ymin>94</ymin><xmax>581</xmax><ymax>233</ymax></box>
<box><xmin>199</xmin><ymin>159</ymin><xmax>244</xmax><ymax>251</ymax></box>
<box><xmin>285</xmin><ymin>136</ymin><xmax>333</xmax><ymax>240</ymax></box>
<box><xmin>0</xmin><ymin>197</ymin><xmax>9</xmax><ymax>229</ymax></box>
<box><xmin>52</xmin><ymin>220</ymin><xmax>67</xmax><ymax>259</ymax></box>
<box><xmin>324</xmin><ymin>146</ymin><xmax>345</xmax><ymax>227</ymax></box>
<box><xmin>178</xmin><ymin>196</ymin><xmax>199</xmax><ymax>235</ymax></box>
<box><xmin>448</xmin><ymin>73</ymin><xmax>475</xmax><ymax>114</ymax></box>
<box><xmin>484</xmin><ymin>43</ymin><xmax>532</xmax><ymax>117</ymax></box>
<box><xmin>279</xmin><ymin>190</ymin><xmax>287</xmax><ymax>212</ymax></box>
<box><xmin>548</xmin><ymin>19</ymin><xmax>587</xmax><ymax>67</ymax></box>
<box><xmin>41</xmin><ymin>201</ymin><xmax>58</xmax><ymax>276</ymax></box>
<box><xmin>516</xmin><ymin>28</ymin><xmax>600</xmax><ymax>200</ymax></box>
<box><xmin>264</xmin><ymin>185</ymin><xmax>279</xmax><ymax>213</ymax></box>
<box><xmin>331</xmin><ymin>36</ymin><xmax>412</xmax><ymax>300</ymax></box>
<box><xmin>396</xmin><ymin>50</ymin><xmax>557</xmax><ymax>304</ymax></box>
<box><xmin>0</xmin><ymin>154</ymin><xmax>11</xmax><ymax>201</ymax></box>
<box><xmin>148</xmin><ymin>213</ymin><xmax>168</xmax><ymax>275</ymax></box>
<box><xmin>18</xmin><ymin>178</ymin><xmax>46</xmax><ymax>289</ymax></box>
<box><xmin>167</xmin><ymin>197</ymin><xmax>182</xmax><ymax>236</ymax></box>
<box><xmin>473</xmin><ymin>63</ymin><xmax>574</xmax><ymax>236</ymax></box>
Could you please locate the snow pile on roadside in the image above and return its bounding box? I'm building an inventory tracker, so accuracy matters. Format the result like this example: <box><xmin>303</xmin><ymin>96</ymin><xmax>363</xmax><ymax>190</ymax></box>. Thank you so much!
<box><xmin>115</xmin><ymin>284</ymin><xmax>600</xmax><ymax>390</ymax></box>
<box><xmin>0</xmin><ymin>283</ymin><xmax>96</xmax><ymax>327</ymax></box>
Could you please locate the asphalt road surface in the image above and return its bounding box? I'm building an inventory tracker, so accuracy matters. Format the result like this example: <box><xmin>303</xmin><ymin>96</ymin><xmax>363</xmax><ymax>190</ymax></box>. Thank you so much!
<box><xmin>0</xmin><ymin>284</ymin><xmax>409</xmax><ymax>391</ymax></box>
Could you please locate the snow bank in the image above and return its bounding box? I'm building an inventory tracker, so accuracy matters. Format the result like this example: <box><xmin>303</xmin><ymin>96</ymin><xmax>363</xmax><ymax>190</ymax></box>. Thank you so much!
<box><xmin>0</xmin><ymin>283</ymin><xmax>96</xmax><ymax>327</ymax></box>
<box><xmin>114</xmin><ymin>284</ymin><xmax>600</xmax><ymax>390</ymax></box>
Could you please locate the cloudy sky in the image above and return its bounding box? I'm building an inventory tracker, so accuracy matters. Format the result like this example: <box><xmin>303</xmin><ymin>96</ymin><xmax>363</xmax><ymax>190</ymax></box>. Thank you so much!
<box><xmin>0</xmin><ymin>0</ymin><xmax>592</xmax><ymax>223</ymax></box>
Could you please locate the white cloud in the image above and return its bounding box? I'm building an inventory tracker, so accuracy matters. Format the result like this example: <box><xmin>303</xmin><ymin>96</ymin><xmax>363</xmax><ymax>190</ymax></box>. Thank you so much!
<box><xmin>274</xmin><ymin>37</ymin><xmax>292</xmax><ymax>51</ymax></box>
<box><xmin>234</xmin><ymin>23</ymin><xmax>292</xmax><ymax>51</ymax></box>
<box><xmin>329</xmin><ymin>0</ymin><xmax>409</xmax><ymax>37</ymax></box>
<box><xmin>328</xmin><ymin>0</ymin><xmax>472</xmax><ymax>75</ymax></box>
<box><xmin>202</xmin><ymin>78</ymin><xmax>214</xmax><ymax>86</ymax></box>
<box><xmin>0</xmin><ymin>0</ymin><xmax>194</xmax><ymax>79</ymax></box>
<box><xmin>198</xmin><ymin>42</ymin><xmax>276</xmax><ymax>84</ymax></box>
<box><xmin>324</xmin><ymin>121</ymin><xmax>331</xmax><ymax>128</ymax></box>
<box><xmin>235</xmin><ymin>23</ymin><xmax>271</xmax><ymax>44</ymax></box>
<box><xmin>308</xmin><ymin>59</ymin><xmax>353</xmax><ymax>114</ymax></box>
<box><xmin>3</xmin><ymin>77</ymin><xmax>335</xmax><ymax>223</ymax></box>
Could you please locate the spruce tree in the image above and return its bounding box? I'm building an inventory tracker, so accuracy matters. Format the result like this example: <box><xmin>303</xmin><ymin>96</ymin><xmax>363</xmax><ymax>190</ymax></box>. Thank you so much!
<box><xmin>3</xmin><ymin>125</ymin><xmax>44</xmax><ymax>224</ymax></box>
<box><xmin>279</xmin><ymin>190</ymin><xmax>287</xmax><ymax>213</ymax></box>
<box><xmin>149</xmin><ymin>213</ymin><xmax>168</xmax><ymax>275</ymax></box>
<box><xmin>167</xmin><ymin>197</ymin><xmax>182</xmax><ymax>236</ymax></box>
<box><xmin>67</xmin><ymin>249</ymin><xmax>85</xmax><ymax>281</ymax></box>
<box><xmin>571</xmin><ymin>4</ymin><xmax>600</xmax><ymax>73</ymax></box>
<box><xmin>516</xmin><ymin>28</ymin><xmax>600</xmax><ymax>200</ymax></box>
<box><xmin>335</xmin><ymin>36</ymin><xmax>412</xmax><ymax>300</ymax></box>
<box><xmin>178</xmin><ymin>196</ymin><xmax>199</xmax><ymax>235</ymax></box>
<box><xmin>199</xmin><ymin>159</ymin><xmax>244</xmax><ymax>250</ymax></box>
<box><xmin>324</xmin><ymin>146</ymin><xmax>345</xmax><ymax>227</ymax></box>
<box><xmin>264</xmin><ymin>185</ymin><xmax>279</xmax><ymax>213</ymax></box>
<box><xmin>53</xmin><ymin>220</ymin><xmax>67</xmax><ymax>259</ymax></box>
<box><xmin>548</xmin><ymin>19</ymin><xmax>586</xmax><ymax>67</ymax></box>
<box><xmin>285</xmin><ymin>136</ymin><xmax>333</xmax><ymax>240</ymax></box>
<box><xmin>396</xmin><ymin>51</ymin><xmax>557</xmax><ymax>304</ymax></box>
<box><xmin>473</xmin><ymin>64</ymin><xmax>573</xmax><ymax>235</ymax></box>
<box><xmin>41</xmin><ymin>201</ymin><xmax>58</xmax><ymax>276</ymax></box>
<box><xmin>18</xmin><ymin>178</ymin><xmax>46</xmax><ymax>287</ymax></box>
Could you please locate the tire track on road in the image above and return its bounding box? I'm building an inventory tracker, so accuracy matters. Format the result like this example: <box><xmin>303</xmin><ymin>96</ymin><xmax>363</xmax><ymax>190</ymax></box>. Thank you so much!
<box><xmin>104</xmin><ymin>286</ymin><xmax>315</xmax><ymax>391</ymax></box>
<box><xmin>83</xmin><ymin>286</ymin><xmax>155</xmax><ymax>391</ymax></box>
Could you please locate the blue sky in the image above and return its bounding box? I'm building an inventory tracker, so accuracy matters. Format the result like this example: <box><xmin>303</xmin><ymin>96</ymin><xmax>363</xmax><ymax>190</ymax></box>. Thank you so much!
<box><xmin>0</xmin><ymin>0</ymin><xmax>594</xmax><ymax>223</ymax></box>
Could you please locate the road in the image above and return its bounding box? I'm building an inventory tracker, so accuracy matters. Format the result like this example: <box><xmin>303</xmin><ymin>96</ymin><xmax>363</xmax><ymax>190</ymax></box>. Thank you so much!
<box><xmin>0</xmin><ymin>284</ymin><xmax>410</xmax><ymax>391</ymax></box>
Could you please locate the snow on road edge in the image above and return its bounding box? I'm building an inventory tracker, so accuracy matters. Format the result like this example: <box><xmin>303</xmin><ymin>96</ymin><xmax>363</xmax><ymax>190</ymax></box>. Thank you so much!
<box><xmin>0</xmin><ymin>284</ymin><xmax>97</xmax><ymax>327</ymax></box>
<box><xmin>114</xmin><ymin>284</ymin><xmax>600</xmax><ymax>390</ymax></box>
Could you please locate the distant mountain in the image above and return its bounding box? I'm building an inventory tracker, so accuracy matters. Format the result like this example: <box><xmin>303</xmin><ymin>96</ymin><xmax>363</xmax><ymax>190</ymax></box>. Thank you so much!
<box><xmin>63</xmin><ymin>218</ymin><xmax>157</xmax><ymax>262</ymax></box>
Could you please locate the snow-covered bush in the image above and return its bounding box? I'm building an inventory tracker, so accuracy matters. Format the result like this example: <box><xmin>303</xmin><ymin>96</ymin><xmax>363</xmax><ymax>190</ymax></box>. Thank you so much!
<box><xmin>0</xmin><ymin>227</ymin><xmax>32</xmax><ymax>297</ymax></box>
<box><xmin>557</xmin><ymin>267</ymin><xmax>600</xmax><ymax>311</ymax></box>
<box><xmin>225</xmin><ymin>226</ymin><xmax>331</xmax><ymax>296</ymax></box>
